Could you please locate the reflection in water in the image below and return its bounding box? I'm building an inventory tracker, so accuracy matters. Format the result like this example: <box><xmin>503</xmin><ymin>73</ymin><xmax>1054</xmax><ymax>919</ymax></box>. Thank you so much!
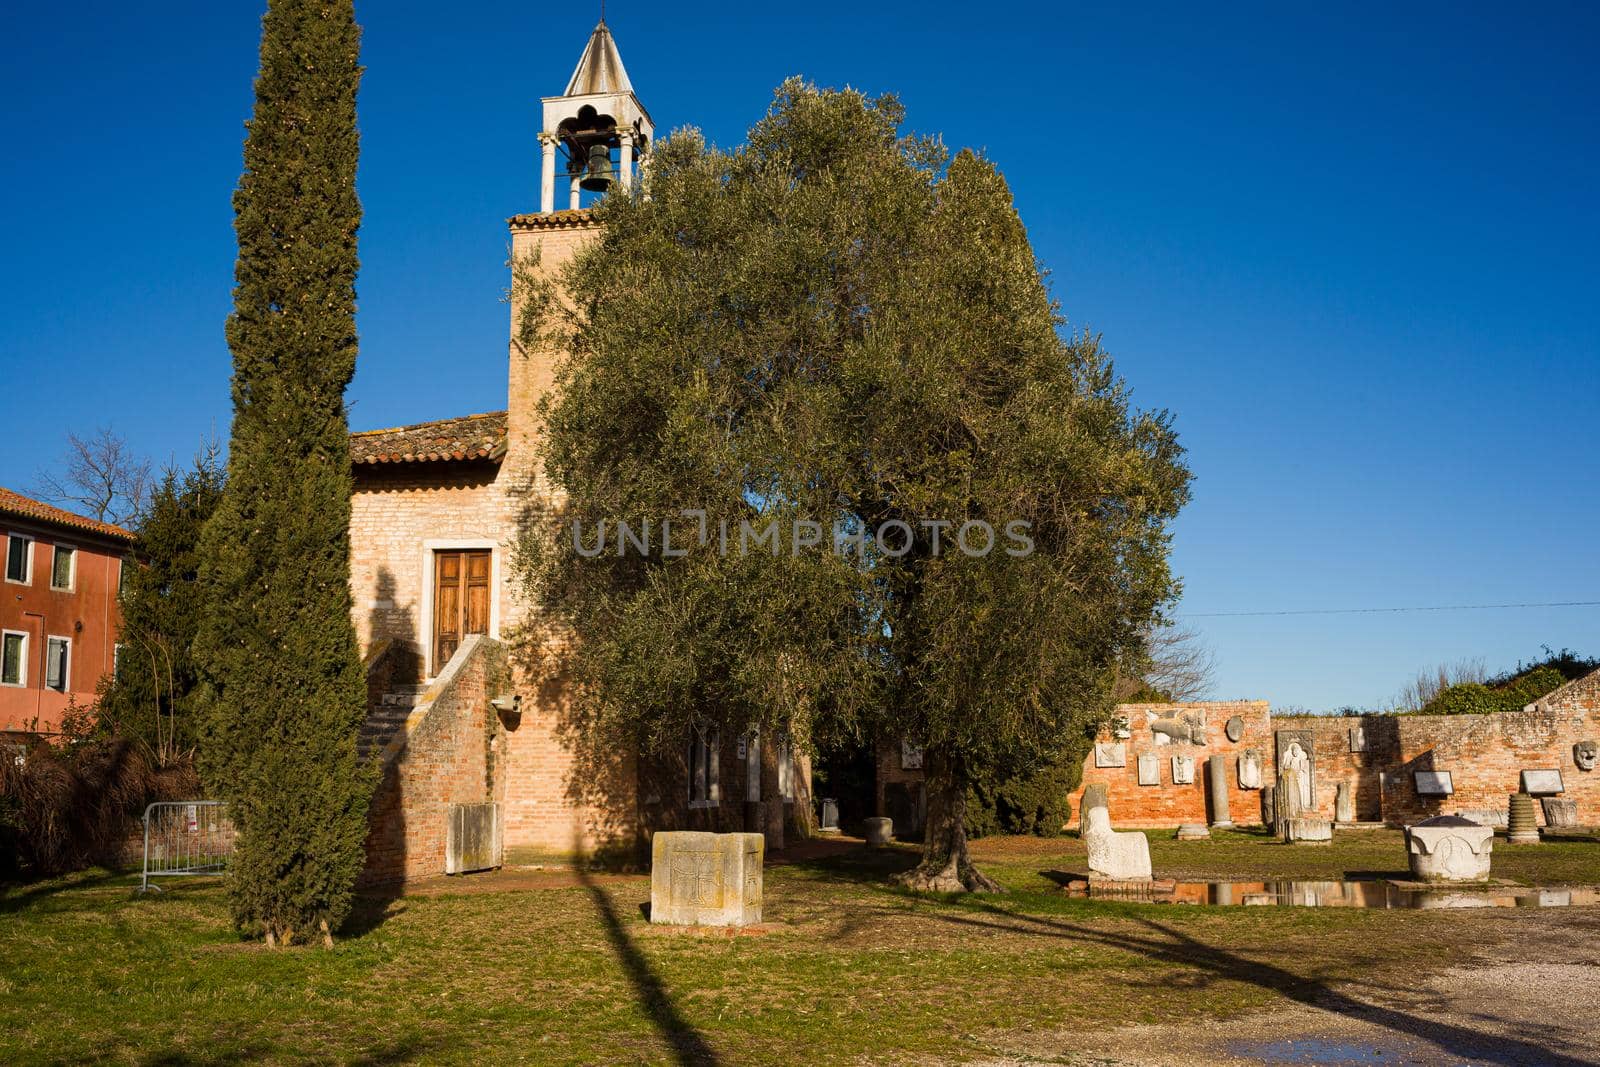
<box><xmin>1069</xmin><ymin>879</ymin><xmax>1600</xmax><ymax>909</ymax></box>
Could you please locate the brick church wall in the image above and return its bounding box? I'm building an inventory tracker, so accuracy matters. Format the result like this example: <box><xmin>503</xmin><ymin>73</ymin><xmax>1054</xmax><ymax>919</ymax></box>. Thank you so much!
<box><xmin>362</xmin><ymin>636</ymin><xmax>509</xmax><ymax>886</ymax></box>
<box><xmin>349</xmin><ymin>463</ymin><xmax>519</xmax><ymax>667</ymax></box>
<box><xmin>1067</xmin><ymin>701</ymin><xmax>1274</xmax><ymax>828</ymax></box>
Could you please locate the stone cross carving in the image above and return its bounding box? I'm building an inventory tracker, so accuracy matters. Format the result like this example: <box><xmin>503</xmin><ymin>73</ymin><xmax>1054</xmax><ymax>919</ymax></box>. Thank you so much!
<box><xmin>650</xmin><ymin>831</ymin><xmax>764</xmax><ymax>926</ymax></box>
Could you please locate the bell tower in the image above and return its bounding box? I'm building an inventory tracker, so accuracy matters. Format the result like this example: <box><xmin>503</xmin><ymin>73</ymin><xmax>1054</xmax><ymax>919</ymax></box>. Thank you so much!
<box><xmin>508</xmin><ymin>20</ymin><xmax>654</xmax><ymax>478</ymax></box>
<box><xmin>538</xmin><ymin>20</ymin><xmax>653</xmax><ymax>213</ymax></box>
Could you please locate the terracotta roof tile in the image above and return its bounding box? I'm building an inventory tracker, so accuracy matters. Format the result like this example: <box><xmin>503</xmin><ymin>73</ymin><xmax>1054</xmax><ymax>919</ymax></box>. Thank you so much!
<box><xmin>349</xmin><ymin>411</ymin><xmax>508</xmax><ymax>466</ymax></box>
<box><xmin>0</xmin><ymin>488</ymin><xmax>135</xmax><ymax>541</ymax></box>
<box><xmin>508</xmin><ymin>208</ymin><xmax>601</xmax><ymax>230</ymax></box>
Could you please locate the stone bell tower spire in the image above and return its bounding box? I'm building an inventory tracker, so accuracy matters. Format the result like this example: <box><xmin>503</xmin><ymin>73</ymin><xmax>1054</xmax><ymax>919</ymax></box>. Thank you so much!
<box><xmin>538</xmin><ymin>20</ymin><xmax>653</xmax><ymax>213</ymax></box>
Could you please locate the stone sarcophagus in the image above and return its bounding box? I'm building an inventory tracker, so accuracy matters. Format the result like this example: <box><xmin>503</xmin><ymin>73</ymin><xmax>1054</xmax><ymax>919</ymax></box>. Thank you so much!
<box><xmin>650</xmin><ymin>831</ymin><xmax>764</xmax><ymax>927</ymax></box>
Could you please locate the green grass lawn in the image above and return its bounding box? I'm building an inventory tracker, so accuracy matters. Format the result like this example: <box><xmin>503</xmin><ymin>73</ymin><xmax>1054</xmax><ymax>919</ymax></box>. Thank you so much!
<box><xmin>2</xmin><ymin>831</ymin><xmax>1597</xmax><ymax>1065</ymax></box>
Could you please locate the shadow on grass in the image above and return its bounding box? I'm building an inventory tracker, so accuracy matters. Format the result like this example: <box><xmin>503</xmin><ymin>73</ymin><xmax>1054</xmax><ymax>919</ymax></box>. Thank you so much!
<box><xmin>0</xmin><ymin>867</ymin><xmax>134</xmax><ymax>914</ymax></box>
<box><xmin>576</xmin><ymin>866</ymin><xmax>719</xmax><ymax>1066</ymax></box>
<box><xmin>129</xmin><ymin>1031</ymin><xmax>447</xmax><ymax>1066</ymax></box>
<box><xmin>769</xmin><ymin>840</ymin><xmax>920</xmax><ymax>885</ymax></box>
<box><xmin>923</xmin><ymin>895</ymin><xmax>1594</xmax><ymax>1066</ymax></box>
<box><xmin>343</xmin><ymin>893</ymin><xmax>408</xmax><ymax>938</ymax></box>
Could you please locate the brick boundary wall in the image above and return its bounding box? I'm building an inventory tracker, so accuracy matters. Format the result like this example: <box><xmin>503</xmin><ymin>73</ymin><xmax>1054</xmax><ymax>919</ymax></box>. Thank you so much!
<box><xmin>1067</xmin><ymin>701</ymin><xmax>1275</xmax><ymax>829</ymax></box>
<box><xmin>1279</xmin><ymin>668</ymin><xmax>1600</xmax><ymax>828</ymax></box>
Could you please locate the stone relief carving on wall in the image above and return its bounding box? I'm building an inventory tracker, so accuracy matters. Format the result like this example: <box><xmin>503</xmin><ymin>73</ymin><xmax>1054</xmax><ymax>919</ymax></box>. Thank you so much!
<box><xmin>1148</xmin><ymin>709</ymin><xmax>1206</xmax><ymax>746</ymax></box>
<box><xmin>1237</xmin><ymin>749</ymin><xmax>1262</xmax><ymax>790</ymax></box>
<box><xmin>1094</xmin><ymin>742</ymin><xmax>1127</xmax><ymax>768</ymax></box>
<box><xmin>1171</xmin><ymin>754</ymin><xmax>1196</xmax><ymax>784</ymax></box>
<box><xmin>1574</xmin><ymin>741</ymin><xmax>1598</xmax><ymax>772</ymax></box>
<box><xmin>1281</xmin><ymin>741</ymin><xmax>1312</xmax><ymax>810</ymax></box>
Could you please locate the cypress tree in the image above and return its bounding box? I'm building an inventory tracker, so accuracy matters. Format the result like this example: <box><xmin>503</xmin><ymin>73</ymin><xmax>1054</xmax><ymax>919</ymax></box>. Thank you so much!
<box><xmin>97</xmin><ymin>445</ymin><xmax>225</xmax><ymax>765</ymax></box>
<box><xmin>195</xmin><ymin>0</ymin><xmax>373</xmax><ymax>945</ymax></box>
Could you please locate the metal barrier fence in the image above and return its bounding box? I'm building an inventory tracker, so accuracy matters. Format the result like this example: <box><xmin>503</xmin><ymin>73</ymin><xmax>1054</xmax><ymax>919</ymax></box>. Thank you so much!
<box><xmin>139</xmin><ymin>801</ymin><xmax>233</xmax><ymax>893</ymax></box>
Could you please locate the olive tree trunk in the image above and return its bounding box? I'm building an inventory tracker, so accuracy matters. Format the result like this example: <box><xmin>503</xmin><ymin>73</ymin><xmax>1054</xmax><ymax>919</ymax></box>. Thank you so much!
<box><xmin>895</xmin><ymin>747</ymin><xmax>1003</xmax><ymax>893</ymax></box>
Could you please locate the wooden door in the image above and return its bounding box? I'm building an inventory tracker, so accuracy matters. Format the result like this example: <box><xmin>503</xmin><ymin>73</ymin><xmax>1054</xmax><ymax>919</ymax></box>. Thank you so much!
<box><xmin>433</xmin><ymin>550</ymin><xmax>491</xmax><ymax>669</ymax></box>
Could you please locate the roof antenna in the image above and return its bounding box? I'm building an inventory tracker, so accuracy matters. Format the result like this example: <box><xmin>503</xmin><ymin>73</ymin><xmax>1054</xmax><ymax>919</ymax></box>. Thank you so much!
<box><xmin>600</xmin><ymin>0</ymin><xmax>606</xmax><ymax>24</ymax></box>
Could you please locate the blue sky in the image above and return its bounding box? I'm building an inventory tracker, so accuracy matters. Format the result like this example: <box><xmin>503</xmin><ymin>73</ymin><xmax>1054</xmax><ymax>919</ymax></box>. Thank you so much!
<box><xmin>3</xmin><ymin>2</ymin><xmax>1596</xmax><ymax>710</ymax></box>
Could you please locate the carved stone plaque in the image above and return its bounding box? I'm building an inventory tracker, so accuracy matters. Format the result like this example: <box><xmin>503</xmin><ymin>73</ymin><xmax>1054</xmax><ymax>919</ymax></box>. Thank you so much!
<box><xmin>1521</xmin><ymin>769</ymin><xmax>1565</xmax><ymax>796</ymax></box>
<box><xmin>1171</xmin><ymin>754</ymin><xmax>1196</xmax><ymax>785</ymax></box>
<box><xmin>1137</xmin><ymin>752</ymin><xmax>1160</xmax><ymax>786</ymax></box>
<box><xmin>1225</xmin><ymin>715</ymin><xmax>1244</xmax><ymax>743</ymax></box>
<box><xmin>1237</xmin><ymin>749</ymin><xmax>1262</xmax><ymax>790</ymax></box>
<box><xmin>1413</xmin><ymin>771</ymin><xmax>1454</xmax><ymax>797</ymax></box>
<box><xmin>1095</xmin><ymin>742</ymin><xmax>1127</xmax><ymax>768</ymax></box>
<box><xmin>1349</xmin><ymin>726</ymin><xmax>1367</xmax><ymax>753</ymax></box>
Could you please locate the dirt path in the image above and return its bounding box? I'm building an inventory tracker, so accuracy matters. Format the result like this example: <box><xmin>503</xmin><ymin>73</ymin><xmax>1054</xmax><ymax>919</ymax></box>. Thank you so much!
<box><xmin>978</xmin><ymin>909</ymin><xmax>1600</xmax><ymax>1066</ymax></box>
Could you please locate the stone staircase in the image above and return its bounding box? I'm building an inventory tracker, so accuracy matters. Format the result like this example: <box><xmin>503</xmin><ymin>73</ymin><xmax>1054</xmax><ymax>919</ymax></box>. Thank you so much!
<box><xmin>359</xmin><ymin>683</ymin><xmax>431</xmax><ymax>759</ymax></box>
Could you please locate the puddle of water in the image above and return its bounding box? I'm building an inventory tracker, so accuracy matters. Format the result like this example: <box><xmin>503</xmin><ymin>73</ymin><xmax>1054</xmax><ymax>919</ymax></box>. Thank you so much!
<box><xmin>1070</xmin><ymin>879</ymin><xmax>1600</xmax><ymax>909</ymax></box>
<box><xmin>1227</xmin><ymin>1037</ymin><xmax>1399</xmax><ymax>1064</ymax></box>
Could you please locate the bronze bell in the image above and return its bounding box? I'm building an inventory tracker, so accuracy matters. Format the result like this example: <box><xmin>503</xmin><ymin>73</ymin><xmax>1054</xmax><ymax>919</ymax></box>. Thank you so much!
<box><xmin>579</xmin><ymin>143</ymin><xmax>614</xmax><ymax>192</ymax></box>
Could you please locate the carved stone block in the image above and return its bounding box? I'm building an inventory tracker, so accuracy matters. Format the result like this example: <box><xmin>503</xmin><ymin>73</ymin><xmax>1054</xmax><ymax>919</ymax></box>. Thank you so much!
<box><xmin>650</xmin><ymin>831</ymin><xmax>764</xmax><ymax>927</ymax></box>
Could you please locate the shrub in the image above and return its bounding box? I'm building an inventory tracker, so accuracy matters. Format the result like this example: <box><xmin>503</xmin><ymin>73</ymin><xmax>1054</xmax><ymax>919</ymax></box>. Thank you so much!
<box><xmin>0</xmin><ymin>738</ymin><xmax>198</xmax><ymax>881</ymax></box>
<box><xmin>1420</xmin><ymin>664</ymin><xmax>1569</xmax><ymax>716</ymax></box>
<box><xmin>965</xmin><ymin>759</ymin><xmax>1080</xmax><ymax>839</ymax></box>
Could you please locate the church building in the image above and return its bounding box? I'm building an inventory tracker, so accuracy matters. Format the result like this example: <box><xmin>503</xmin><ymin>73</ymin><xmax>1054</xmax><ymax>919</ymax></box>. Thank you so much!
<box><xmin>347</xmin><ymin>22</ymin><xmax>810</xmax><ymax>883</ymax></box>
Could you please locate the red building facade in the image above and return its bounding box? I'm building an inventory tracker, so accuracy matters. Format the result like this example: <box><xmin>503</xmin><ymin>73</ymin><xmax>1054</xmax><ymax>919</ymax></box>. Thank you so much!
<box><xmin>1</xmin><ymin>489</ymin><xmax>132</xmax><ymax>736</ymax></box>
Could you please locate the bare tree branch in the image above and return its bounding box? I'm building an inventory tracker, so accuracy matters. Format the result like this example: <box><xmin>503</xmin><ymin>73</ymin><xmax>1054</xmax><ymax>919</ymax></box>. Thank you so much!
<box><xmin>1396</xmin><ymin>657</ymin><xmax>1487</xmax><ymax>711</ymax></box>
<box><xmin>1112</xmin><ymin>622</ymin><xmax>1218</xmax><ymax>703</ymax></box>
<box><xmin>34</xmin><ymin>426</ymin><xmax>152</xmax><ymax>527</ymax></box>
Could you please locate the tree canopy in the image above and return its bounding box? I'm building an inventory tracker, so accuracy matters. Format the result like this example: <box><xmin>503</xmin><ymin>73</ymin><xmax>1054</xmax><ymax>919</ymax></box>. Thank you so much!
<box><xmin>516</xmin><ymin>80</ymin><xmax>1191</xmax><ymax>889</ymax></box>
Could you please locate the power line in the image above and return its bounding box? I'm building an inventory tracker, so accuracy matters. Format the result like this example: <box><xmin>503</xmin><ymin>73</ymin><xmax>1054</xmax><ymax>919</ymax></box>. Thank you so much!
<box><xmin>1182</xmin><ymin>600</ymin><xmax>1600</xmax><ymax>619</ymax></box>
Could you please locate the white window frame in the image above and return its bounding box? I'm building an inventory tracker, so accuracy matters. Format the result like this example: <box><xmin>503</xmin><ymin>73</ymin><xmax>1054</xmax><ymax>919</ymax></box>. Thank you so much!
<box><xmin>4</xmin><ymin>532</ymin><xmax>32</xmax><ymax>586</ymax></box>
<box><xmin>688</xmin><ymin>726</ymin><xmax>721</xmax><ymax>809</ymax></box>
<box><xmin>1</xmin><ymin>630</ymin><xmax>28</xmax><ymax>688</ymax></box>
<box><xmin>49</xmin><ymin>542</ymin><xmax>76</xmax><ymax>592</ymax></box>
<box><xmin>418</xmin><ymin>539</ymin><xmax>501</xmax><ymax>680</ymax></box>
<box><xmin>44</xmin><ymin>635</ymin><xmax>71</xmax><ymax>693</ymax></box>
